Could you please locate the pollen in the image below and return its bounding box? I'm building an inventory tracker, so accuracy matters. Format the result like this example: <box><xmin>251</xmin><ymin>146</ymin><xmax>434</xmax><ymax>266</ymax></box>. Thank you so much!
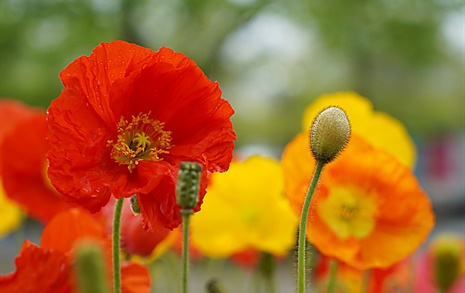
<box><xmin>107</xmin><ymin>113</ymin><xmax>172</xmax><ymax>171</ymax></box>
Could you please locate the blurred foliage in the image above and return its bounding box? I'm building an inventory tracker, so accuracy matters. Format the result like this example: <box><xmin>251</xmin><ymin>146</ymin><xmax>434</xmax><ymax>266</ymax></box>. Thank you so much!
<box><xmin>0</xmin><ymin>0</ymin><xmax>463</xmax><ymax>150</ymax></box>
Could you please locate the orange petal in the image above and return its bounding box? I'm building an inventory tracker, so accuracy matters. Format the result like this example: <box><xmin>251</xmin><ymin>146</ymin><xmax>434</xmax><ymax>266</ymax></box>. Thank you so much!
<box><xmin>121</xmin><ymin>262</ymin><xmax>151</xmax><ymax>293</ymax></box>
<box><xmin>41</xmin><ymin>208</ymin><xmax>106</xmax><ymax>254</ymax></box>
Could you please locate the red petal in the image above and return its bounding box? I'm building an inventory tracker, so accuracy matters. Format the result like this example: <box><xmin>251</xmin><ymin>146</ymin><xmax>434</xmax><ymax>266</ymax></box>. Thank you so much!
<box><xmin>121</xmin><ymin>262</ymin><xmax>151</xmax><ymax>293</ymax></box>
<box><xmin>0</xmin><ymin>99</ymin><xmax>41</xmax><ymax>145</ymax></box>
<box><xmin>59</xmin><ymin>40</ymin><xmax>155</xmax><ymax>128</ymax></box>
<box><xmin>125</xmin><ymin>48</ymin><xmax>236</xmax><ymax>172</ymax></box>
<box><xmin>1</xmin><ymin>113</ymin><xmax>72</xmax><ymax>222</ymax></box>
<box><xmin>41</xmin><ymin>208</ymin><xmax>106</xmax><ymax>254</ymax></box>
<box><xmin>120</xmin><ymin>200</ymin><xmax>171</xmax><ymax>257</ymax></box>
<box><xmin>138</xmin><ymin>166</ymin><xmax>208</xmax><ymax>231</ymax></box>
<box><xmin>0</xmin><ymin>240</ymin><xmax>72</xmax><ymax>293</ymax></box>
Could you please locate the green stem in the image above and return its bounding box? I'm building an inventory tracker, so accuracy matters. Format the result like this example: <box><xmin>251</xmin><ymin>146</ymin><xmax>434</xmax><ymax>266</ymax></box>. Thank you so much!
<box><xmin>181</xmin><ymin>209</ymin><xmax>193</xmax><ymax>293</ymax></box>
<box><xmin>113</xmin><ymin>198</ymin><xmax>124</xmax><ymax>293</ymax></box>
<box><xmin>361</xmin><ymin>269</ymin><xmax>370</xmax><ymax>293</ymax></box>
<box><xmin>327</xmin><ymin>260</ymin><xmax>338</xmax><ymax>293</ymax></box>
<box><xmin>259</xmin><ymin>252</ymin><xmax>276</xmax><ymax>293</ymax></box>
<box><xmin>297</xmin><ymin>160</ymin><xmax>325</xmax><ymax>293</ymax></box>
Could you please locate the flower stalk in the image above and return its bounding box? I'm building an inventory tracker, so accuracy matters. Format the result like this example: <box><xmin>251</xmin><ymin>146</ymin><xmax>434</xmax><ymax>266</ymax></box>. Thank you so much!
<box><xmin>297</xmin><ymin>159</ymin><xmax>324</xmax><ymax>293</ymax></box>
<box><xmin>297</xmin><ymin>106</ymin><xmax>350</xmax><ymax>293</ymax></box>
<box><xmin>181</xmin><ymin>208</ymin><xmax>193</xmax><ymax>293</ymax></box>
<box><xmin>176</xmin><ymin>162</ymin><xmax>202</xmax><ymax>293</ymax></box>
<box><xmin>112</xmin><ymin>198</ymin><xmax>124</xmax><ymax>293</ymax></box>
<box><xmin>327</xmin><ymin>260</ymin><xmax>338</xmax><ymax>293</ymax></box>
<box><xmin>259</xmin><ymin>252</ymin><xmax>277</xmax><ymax>293</ymax></box>
<box><xmin>76</xmin><ymin>242</ymin><xmax>109</xmax><ymax>293</ymax></box>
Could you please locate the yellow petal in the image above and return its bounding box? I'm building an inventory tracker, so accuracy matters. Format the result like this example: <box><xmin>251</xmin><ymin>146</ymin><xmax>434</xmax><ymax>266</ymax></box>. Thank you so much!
<box><xmin>302</xmin><ymin>92</ymin><xmax>416</xmax><ymax>168</ymax></box>
<box><xmin>191</xmin><ymin>155</ymin><xmax>298</xmax><ymax>258</ymax></box>
<box><xmin>0</xmin><ymin>180</ymin><xmax>23</xmax><ymax>237</ymax></box>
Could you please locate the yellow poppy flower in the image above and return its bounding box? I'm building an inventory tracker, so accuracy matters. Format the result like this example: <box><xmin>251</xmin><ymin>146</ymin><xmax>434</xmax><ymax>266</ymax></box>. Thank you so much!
<box><xmin>0</xmin><ymin>180</ymin><xmax>22</xmax><ymax>237</ymax></box>
<box><xmin>190</xmin><ymin>155</ymin><xmax>298</xmax><ymax>258</ymax></box>
<box><xmin>302</xmin><ymin>92</ymin><xmax>416</xmax><ymax>168</ymax></box>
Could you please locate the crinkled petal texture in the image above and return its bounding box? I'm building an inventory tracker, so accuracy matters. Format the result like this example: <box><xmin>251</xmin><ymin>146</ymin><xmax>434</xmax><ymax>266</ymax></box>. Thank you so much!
<box><xmin>191</xmin><ymin>155</ymin><xmax>298</xmax><ymax>258</ymax></box>
<box><xmin>282</xmin><ymin>133</ymin><xmax>434</xmax><ymax>270</ymax></box>
<box><xmin>47</xmin><ymin>40</ymin><xmax>236</xmax><ymax>230</ymax></box>
<box><xmin>0</xmin><ymin>101</ymin><xmax>72</xmax><ymax>223</ymax></box>
<box><xmin>0</xmin><ymin>208</ymin><xmax>151</xmax><ymax>293</ymax></box>
<box><xmin>302</xmin><ymin>92</ymin><xmax>416</xmax><ymax>168</ymax></box>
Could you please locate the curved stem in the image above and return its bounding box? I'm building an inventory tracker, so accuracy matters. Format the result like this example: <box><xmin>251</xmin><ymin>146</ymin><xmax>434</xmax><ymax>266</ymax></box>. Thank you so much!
<box><xmin>113</xmin><ymin>198</ymin><xmax>124</xmax><ymax>293</ymax></box>
<box><xmin>181</xmin><ymin>209</ymin><xmax>193</xmax><ymax>293</ymax></box>
<box><xmin>327</xmin><ymin>260</ymin><xmax>338</xmax><ymax>293</ymax></box>
<box><xmin>297</xmin><ymin>160</ymin><xmax>325</xmax><ymax>293</ymax></box>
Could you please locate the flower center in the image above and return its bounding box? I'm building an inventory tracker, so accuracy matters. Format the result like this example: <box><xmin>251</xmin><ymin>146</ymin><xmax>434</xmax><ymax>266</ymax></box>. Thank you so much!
<box><xmin>108</xmin><ymin>113</ymin><xmax>172</xmax><ymax>171</ymax></box>
<box><xmin>317</xmin><ymin>186</ymin><xmax>377</xmax><ymax>240</ymax></box>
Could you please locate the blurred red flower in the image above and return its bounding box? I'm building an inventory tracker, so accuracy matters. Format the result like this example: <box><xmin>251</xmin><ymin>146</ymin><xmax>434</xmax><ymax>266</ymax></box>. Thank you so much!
<box><xmin>46</xmin><ymin>40</ymin><xmax>236</xmax><ymax>230</ymax></box>
<box><xmin>0</xmin><ymin>99</ymin><xmax>72</xmax><ymax>223</ymax></box>
<box><xmin>100</xmin><ymin>199</ymin><xmax>174</xmax><ymax>259</ymax></box>
<box><xmin>0</xmin><ymin>208</ymin><xmax>151</xmax><ymax>293</ymax></box>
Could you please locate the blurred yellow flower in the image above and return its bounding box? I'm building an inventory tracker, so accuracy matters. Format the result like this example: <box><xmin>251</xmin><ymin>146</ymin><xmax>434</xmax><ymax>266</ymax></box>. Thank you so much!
<box><xmin>302</xmin><ymin>92</ymin><xmax>416</xmax><ymax>168</ymax></box>
<box><xmin>190</xmin><ymin>155</ymin><xmax>298</xmax><ymax>258</ymax></box>
<box><xmin>0</xmin><ymin>179</ymin><xmax>22</xmax><ymax>237</ymax></box>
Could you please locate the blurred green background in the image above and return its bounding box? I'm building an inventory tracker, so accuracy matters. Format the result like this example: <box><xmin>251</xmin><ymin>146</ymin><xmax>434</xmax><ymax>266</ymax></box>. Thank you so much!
<box><xmin>1</xmin><ymin>0</ymin><xmax>464</xmax><ymax>150</ymax></box>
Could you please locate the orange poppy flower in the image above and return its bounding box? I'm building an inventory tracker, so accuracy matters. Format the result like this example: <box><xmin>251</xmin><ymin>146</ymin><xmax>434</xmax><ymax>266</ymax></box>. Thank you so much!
<box><xmin>313</xmin><ymin>253</ymin><xmax>411</xmax><ymax>293</ymax></box>
<box><xmin>0</xmin><ymin>208</ymin><xmax>151</xmax><ymax>293</ymax></box>
<box><xmin>0</xmin><ymin>99</ymin><xmax>72</xmax><ymax>223</ymax></box>
<box><xmin>282</xmin><ymin>133</ymin><xmax>434</xmax><ymax>270</ymax></box>
<box><xmin>46</xmin><ymin>40</ymin><xmax>236</xmax><ymax>230</ymax></box>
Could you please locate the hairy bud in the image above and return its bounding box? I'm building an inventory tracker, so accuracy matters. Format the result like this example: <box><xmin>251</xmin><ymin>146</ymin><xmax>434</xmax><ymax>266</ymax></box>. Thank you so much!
<box><xmin>310</xmin><ymin>106</ymin><xmax>350</xmax><ymax>163</ymax></box>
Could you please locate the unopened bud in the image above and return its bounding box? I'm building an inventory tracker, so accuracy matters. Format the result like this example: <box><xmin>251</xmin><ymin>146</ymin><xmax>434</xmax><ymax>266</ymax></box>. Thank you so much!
<box><xmin>206</xmin><ymin>278</ymin><xmax>225</xmax><ymax>293</ymax></box>
<box><xmin>430</xmin><ymin>235</ymin><xmax>464</xmax><ymax>291</ymax></box>
<box><xmin>310</xmin><ymin>106</ymin><xmax>350</xmax><ymax>163</ymax></box>
<box><xmin>130</xmin><ymin>195</ymin><xmax>140</xmax><ymax>215</ymax></box>
<box><xmin>75</xmin><ymin>242</ymin><xmax>109</xmax><ymax>293</ymax></box>
<box><xmin>176</xmin><ymin>162</ymin><xmax>202</xmax><ymax>210</ymax></box>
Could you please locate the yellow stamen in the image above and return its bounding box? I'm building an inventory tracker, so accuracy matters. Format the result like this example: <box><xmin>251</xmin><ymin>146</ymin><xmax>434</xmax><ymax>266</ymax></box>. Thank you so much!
<box><xmin>107</xmin><ymin>113</ymin><xmax>172</xmax><ymax>171</ymax></box>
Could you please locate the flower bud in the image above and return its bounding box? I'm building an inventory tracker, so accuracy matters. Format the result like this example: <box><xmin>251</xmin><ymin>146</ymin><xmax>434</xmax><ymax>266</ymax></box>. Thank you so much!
<box><xmin>130</xmin><ymin>194</ymin><xmax>140</xmax><ymax>215</ymax></box>
<box><xmin>176</xmin><ymin>162</ymin><xmax>202</xmax><ymax>210</ymax></box>
<box><xmin>76</xmin><ymin>242</ymin><xmax>109</xmax><ymax>293</ymax></box>
<box><xmin>310</xmin><ymin>106</ymin><xmax>350</xmax><ymax>163</ymax></box>
<box><xmin>430</xmin><ymin>235</ymin><xmax>464</xmax><ymax>291</ymax></box>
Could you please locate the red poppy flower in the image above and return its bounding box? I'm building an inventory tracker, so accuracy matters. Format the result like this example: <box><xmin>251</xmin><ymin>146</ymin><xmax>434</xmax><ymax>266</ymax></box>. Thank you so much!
<box><xmin>0</xmin><ymin>208</ymin><xmax>151</xmax><ymax>293</ymax></box>
<box><xmin>46</xmin><ymin>40</ymin><xmax>236</xmax><ymax>230</ymax></box>
<box><xmin>0</xmin><ymin>99</ymin><xmax>72</xmax><ymax>223</ymax></box>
